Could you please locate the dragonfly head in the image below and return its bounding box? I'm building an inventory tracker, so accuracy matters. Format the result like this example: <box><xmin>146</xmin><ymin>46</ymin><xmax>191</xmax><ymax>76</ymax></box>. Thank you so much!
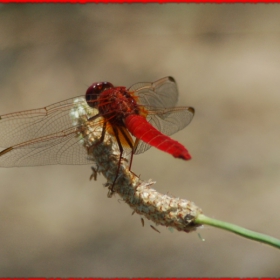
<box><xmin>85</xmin><ymin>81</ymin><xmax>114</xmax><ymax>108</ymax></box>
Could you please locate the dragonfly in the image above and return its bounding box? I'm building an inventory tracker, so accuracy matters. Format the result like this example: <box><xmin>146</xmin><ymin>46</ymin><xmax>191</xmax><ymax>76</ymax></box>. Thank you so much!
<box><xmin>0</xmin><ymin>76</ymin><xmax>194</xmax><ymax>185</ymax></box>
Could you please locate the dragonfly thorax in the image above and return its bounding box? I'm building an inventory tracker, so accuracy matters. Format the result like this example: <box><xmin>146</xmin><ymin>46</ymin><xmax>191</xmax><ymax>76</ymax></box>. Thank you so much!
<box><xmin>98</xmin><ymin>87</ymin><xmax>140</xmax><ymax>126</ymax></box>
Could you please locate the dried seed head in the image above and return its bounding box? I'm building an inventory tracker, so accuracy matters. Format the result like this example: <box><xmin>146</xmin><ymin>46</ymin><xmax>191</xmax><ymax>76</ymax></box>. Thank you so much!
<box><xmin>71</xmin><ymin>97</ymin><xmax>203</xmax><ymax>233</ymax></box>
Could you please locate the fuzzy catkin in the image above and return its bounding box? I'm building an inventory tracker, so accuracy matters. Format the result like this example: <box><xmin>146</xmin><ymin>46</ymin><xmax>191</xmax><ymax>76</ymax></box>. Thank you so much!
<box><xmin>71</xmin><ymin>97</ymin><xmax>202</xmax><ymax>233</ymax></box>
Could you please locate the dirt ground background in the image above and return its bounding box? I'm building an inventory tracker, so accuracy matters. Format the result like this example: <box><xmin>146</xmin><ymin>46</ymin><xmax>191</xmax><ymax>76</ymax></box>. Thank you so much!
<box><xmin>0</xmin><ymin>4</ymin><xmax>279</xmax><ymax>277</ymax></box>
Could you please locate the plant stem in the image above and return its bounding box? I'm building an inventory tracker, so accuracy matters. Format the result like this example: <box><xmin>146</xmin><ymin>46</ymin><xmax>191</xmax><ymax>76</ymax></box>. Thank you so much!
<box><xmin>72</xmin><ymin>97</ymin><xmax>280</xmax><ymax>250</ymax></box>
<box><xmin>195</xmin><ymin>214</ymin><xmax>280</xmax><ymax>249</ymax></box>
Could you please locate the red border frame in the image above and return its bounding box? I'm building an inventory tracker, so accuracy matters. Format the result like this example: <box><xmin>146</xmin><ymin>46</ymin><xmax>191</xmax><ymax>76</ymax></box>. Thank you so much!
<box><xmin>0</xmin><ymin>277</ymin><xmax>278</xmax><ymax>279</ymax></box>
<box><xmin>0</xmin><ymin>0</ymin><xmax>279</xmax><ymax>2</ymax></box>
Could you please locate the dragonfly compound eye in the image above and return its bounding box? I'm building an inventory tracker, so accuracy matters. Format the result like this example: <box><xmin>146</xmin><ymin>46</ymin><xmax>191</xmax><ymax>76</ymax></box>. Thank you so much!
<box><xmin>85</xmin><ymin>81</ymin><xmax>114</xmax><ymax>108</ymax></box>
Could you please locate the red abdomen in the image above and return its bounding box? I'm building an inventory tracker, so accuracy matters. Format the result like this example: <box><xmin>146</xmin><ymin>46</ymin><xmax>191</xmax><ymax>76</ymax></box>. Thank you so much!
<box><xmin>125</xmin><ymin>114</ymin><xmax>191</xmax><ymax>160</ymax></box>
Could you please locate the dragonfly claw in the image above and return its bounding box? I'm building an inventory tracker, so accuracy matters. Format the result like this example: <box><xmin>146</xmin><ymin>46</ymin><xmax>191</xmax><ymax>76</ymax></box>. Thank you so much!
<box><xmin>90</xmin><ymin>166</ymin><xmax>98</xmax><ymax>181</ymax></box>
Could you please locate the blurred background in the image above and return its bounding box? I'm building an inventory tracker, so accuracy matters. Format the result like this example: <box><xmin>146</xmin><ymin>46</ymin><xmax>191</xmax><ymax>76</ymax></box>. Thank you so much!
<box><xmin>0</xmin><ymin>4</ymin><xmax>280</xmax><ymax>277</ymax></box>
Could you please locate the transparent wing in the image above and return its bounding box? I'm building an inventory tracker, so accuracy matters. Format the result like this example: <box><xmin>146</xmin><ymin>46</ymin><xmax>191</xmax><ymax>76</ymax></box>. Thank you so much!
<box><xmin>134</xmin><ymin>107</ymin><xmax>194</xmax><ymax>155</ymax></box>
<box><xmin>0</xmin><ymin>77</ymin><xmax>194</xmax><ymax>166</ymax></box>
<box><xmin>0</xmin><ymin>130</ymin><xmax>92</xmax><ymax>167</ymax></box>
<box><xmin>0</xmin><ymin>96</ymin><xmax>87</xmax><ymax>147</ymax></box>
<box><xmin>0</xmin><ymin>96</ymin><xmax>97</xmax><ymax>167</ymax></box>
<box><xmin>129</xmin><ymin>76</ymin><xmax>179</xmax><ymax>109</ymax></box>
<box><xmin>129</xmin><ymin>76</ymin><xmax>194</xmax><ymax>154</ymax></box>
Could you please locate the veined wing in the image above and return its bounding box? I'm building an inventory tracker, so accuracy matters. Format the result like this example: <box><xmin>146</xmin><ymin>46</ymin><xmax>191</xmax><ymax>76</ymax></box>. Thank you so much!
<box><xmin>0</xmin><ymin>96</ymin><xmax>98</xmax><ymax>166</ymax></box>
<box><xmin>129</xmin><ymin>76</ymin><xmax>194</xmax><ymax>155</ymax></box>
<box><xmin>134</xmin><ymin>106</ymin><xmax>194</xmax><ymax>155</ymax></box>
<box><xmin>125</xmin><ymin>114</ymin><xmax>191</xmax><ymax>160</ymax></box>
<box><xmin>0</xmin><ymin>128</ymin><xmax>93</xmax><ymax>167</ymax></box>
<box><xmin>128</xmin><ymin>76</ymin><xmax>179</xmax><ymax>109</ymax></box>
<box><xmin>0</xmin><ymin>96</ymin><xmax>88</xmax><ymax>147</ymax></box>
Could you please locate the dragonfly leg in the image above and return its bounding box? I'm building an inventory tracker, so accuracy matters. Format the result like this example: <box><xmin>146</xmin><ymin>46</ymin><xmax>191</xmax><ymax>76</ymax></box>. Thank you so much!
<box><xmin>90</xmin><ymin>166</ymin><xmax>99</xmax><ymax>181</ymax></box>
<box><xmin>87</xmin><ymin>113</ymin><xmax>106</xmax><ymax>144</ymax></box>
<box><xmin>109</xmin><ymin>126</ymin><xmax>139</xmax><ymax>194</ymax></box>
<box><xmin>87</xmin><ymin>120</ymin><xmax>107</xmax><ymax>155</ymax></box>
<box><xmin>118</xmin><ymin>127</ymin><xmax>139</xmax><ymax>180</ymax></box>
<box><xmin>99</xmin><ymin>120</ymin><xmax>107</xmax><ymax>143</ymax></box>
<box><xmin>127</xmin><ymin>138</ymin><xmax>140</xmax><ymax>179</ymax></box>
<box><xmin>108</xmin><ymin>126</ymin><xmax>125</xmax><ymax>195</ymax></box>
<box><xmin>150</xmin><ymin>225</ymin><xmax>160</xmax><ymax>233</ymax></box>
<box><xmin>87</xmin><ymin>121</ymin><xmax>108</xmax><ymax>184</ymax></box>
<box><xmin>130</xmin><ymin>138</ymin><xmax>140</xmax><ymax>170</ymax></box>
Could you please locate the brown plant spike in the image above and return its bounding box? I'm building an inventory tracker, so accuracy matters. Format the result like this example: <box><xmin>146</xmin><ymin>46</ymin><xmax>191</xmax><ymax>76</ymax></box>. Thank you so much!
<box><xmin>72</xmin><ymin>97</ymin><xmax>203</xmax><ymax>233</ymax></box>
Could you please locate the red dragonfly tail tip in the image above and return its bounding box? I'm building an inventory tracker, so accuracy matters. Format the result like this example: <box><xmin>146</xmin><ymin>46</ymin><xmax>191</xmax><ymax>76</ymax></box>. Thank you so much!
<box><xmin>175</xmin><ymin>151</ymin><xmax>192</xmax><ymax>161</ymax></box>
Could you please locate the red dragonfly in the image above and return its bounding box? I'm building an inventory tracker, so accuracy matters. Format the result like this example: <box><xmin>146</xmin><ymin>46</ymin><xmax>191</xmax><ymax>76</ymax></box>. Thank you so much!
<box><xmin>0</xmin><ymin>77</ymin><xmax>194</xmax><ymax>176</ymax></box>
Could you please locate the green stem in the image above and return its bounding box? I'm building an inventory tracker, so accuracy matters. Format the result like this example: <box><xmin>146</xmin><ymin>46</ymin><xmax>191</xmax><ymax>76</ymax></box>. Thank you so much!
<box><xmin>195</xmin><ymin>214</ymin><xmax>280</xmax><ymax>249</ymax></box>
